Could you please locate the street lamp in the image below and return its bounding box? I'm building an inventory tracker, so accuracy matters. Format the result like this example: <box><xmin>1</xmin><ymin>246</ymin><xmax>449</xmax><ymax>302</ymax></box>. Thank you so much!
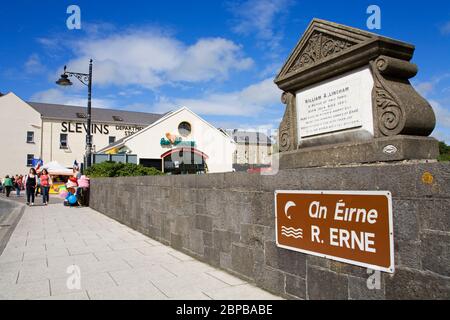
<box><xmin>56</xmin><ymin>59</ymin><xmax>93</xmax><ymax>170</ymax></box>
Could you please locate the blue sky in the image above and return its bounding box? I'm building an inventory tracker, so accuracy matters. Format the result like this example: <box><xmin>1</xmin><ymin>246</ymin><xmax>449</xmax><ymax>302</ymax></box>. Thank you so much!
<box><xmin>1</xmin><ymin>0</ymin><xmax>450</xmax><ymax>142</ymax></box>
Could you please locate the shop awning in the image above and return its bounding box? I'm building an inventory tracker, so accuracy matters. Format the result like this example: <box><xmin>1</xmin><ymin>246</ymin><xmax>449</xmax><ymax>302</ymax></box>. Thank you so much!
<box><xmin>161</xmin><ymin>147</ymin><xmax>209</xmax><ymax>160</ymax></box>
<box><xmin>39</xmin><ymin>161</ymin><xmax>73</xmax><ymax>176</ymax></box>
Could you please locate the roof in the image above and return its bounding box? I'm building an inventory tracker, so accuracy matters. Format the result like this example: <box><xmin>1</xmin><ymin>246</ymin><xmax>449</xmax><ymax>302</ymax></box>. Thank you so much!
<box><xmin>27</xmin><ymin>102</ymin><xmax>164</xmax><ymax>126</ymax></box>
<box><xmin>97</xmin><ymin>107</ymin><xmax>236</xmax><ymax>154</ymax></box>
<box><xmin>227</xmin><ymin>130</ymin><xmax>273</xmax><ymax>146</ymax></box>
<box><xmin>99</xmin><ymin>135</ymin><xmax>128</xmax><ymax>151</ymax></box>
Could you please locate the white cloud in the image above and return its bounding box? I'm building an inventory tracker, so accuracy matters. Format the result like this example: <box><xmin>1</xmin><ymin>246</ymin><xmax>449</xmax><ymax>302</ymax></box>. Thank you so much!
<box><xmin>151</xmin><ymin>78</ymin><xmax>281</xmax><ymax>116</ymax></box>
<box><xmin>415</xmin><ymin>81</ymin><xmax>434</xmax><ymax>97</ymax></box>
<box><xmin>36</xmin><ymin>37</ymin><xmax>59</xmax><ymax>48</ymax></box>
<box><xmin>61</xmin><ymin>30</ymin><xmax>253</xmax><ymax>90</ymax></box>
<box><xmin>414</xmin><ymin>74</ymin><xmax>450</xmax><ymax>97</ymax></box>
<box><xmin>230</xmin><ymin>0</ymin><xmax>291</xmax><ymax>52</ymax></box>
<box><xmin>117</xmin><ymin>89</ymin><xmax>143</xmax><ymax>97</ymax></box>
<box><xmin>171</xmin><ymin>38</ymin><xmax>253</xmax><ymax>82</ymax></box>
<box><xmin>24</xmin><ymin>54</ymin><xmax>46</xmax><ymax>74</ymax></box>
<box><xmin>430</xmin><ymin>99</ymin><xmax>450</xmax><ymax>128</ymax></box>
<box><xmin>30</xmin><ymin>88</ymin><xmax>117</xmax><ymax>109</ymax></box>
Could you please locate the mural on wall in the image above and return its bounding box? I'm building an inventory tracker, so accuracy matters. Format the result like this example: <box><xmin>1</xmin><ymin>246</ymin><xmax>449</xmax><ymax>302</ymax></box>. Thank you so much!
<box><xmin>160</xmin><ymin>132</ymin><xmax>196</xmax><ymax>147</ymax></box>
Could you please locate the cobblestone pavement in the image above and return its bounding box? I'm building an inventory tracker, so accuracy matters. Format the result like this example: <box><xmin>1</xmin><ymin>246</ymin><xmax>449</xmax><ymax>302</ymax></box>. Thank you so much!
<box><xmin>0</xmin><ymin>204</ymin><xmax>282</xmax><ymax>300</ymax></box>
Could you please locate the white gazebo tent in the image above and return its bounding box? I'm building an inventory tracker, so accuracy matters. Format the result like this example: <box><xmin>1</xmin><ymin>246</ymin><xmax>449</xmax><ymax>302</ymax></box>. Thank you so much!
<box><xmin>40</xmin><ymin>161</ymin><xmax>73</xmax><ymax>176</ymax></box>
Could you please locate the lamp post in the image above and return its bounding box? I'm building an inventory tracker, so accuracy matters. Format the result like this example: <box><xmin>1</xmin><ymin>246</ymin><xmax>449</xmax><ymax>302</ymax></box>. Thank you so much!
<box><xmin>56</xmin><ymin>59</ymin><xmax>93</xmax><ymax>170</ymax></box>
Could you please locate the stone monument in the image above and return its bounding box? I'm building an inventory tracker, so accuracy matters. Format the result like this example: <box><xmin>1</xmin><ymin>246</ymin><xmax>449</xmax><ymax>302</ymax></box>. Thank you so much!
<box><xmin>275</xmin><ymin>19</ymin><xmax>438</xmax><ymax>169</ymax></box>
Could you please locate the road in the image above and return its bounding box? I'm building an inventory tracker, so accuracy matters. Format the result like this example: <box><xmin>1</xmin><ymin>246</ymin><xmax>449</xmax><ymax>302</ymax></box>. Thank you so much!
<box><xmin>0</xmin><ymin>199</ymin><xmax>15</xmax><ymax>220</ymax></box>
<box><xmin>0</xmin><ymin>198</ymin><xmax>24</xmax><ymax>257</ymax></box>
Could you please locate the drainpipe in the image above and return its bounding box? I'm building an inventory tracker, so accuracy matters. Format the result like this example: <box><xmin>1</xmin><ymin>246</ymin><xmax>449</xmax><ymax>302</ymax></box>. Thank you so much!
<box><xmin>39</xmin><ymin>117</ymin><xmax>44</xmax><ymax>161</ymax></box>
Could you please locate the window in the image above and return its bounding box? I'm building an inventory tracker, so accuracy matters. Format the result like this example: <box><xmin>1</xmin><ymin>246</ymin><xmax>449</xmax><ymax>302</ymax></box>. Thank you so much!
<box><xmin>26</xmin><ymin>154</ymin><xmax>34</xmax><ymax>167</ymax></box>
<box><xmin>112</xmin><ymin>115</ymin><xmax>124</xmax><ymax>122</ymax></box>
<box><xmin>109</xmin><ymin>136</ymin><xmax>116</xmax><ymax>144</ymax></box>
<box><xmin>26</xmin><ymin>131</ymin><xmax>34</xmax><ymax>143</ymax></box>
<box><xmin>60</xmin><ymin>134</ymin><xmax>68</xmax><ymax>149</ymax></box>
<box><xmin>178</xmin><ymin>122</ymin><xmax>192</xmax><ymax>137</ymax></box>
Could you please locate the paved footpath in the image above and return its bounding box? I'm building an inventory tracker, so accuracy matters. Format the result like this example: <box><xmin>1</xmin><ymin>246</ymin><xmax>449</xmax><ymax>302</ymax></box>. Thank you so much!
<box><xmin>0</xmin><ymin>192</ymin><xmax>63</xmax><ymax>206</ymax></box>
<box><xmin>0</xmin><ymin>204</ymin><xmax>282</xmax><ymax>300</ymax></box>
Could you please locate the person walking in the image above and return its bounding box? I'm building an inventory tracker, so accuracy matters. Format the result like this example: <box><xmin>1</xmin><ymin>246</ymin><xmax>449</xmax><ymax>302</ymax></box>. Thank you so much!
<box><xmin>24</xmin><ymin>168</ymin><xmax>38</xmax><ymax>206</ymax></box>
<box><xmin>19</xmin><ymin>175</ymin><xmax>24</xmax><ymax>193</ymax></box>
<box><xmin>3</xmin><ymin>175</ymin><xmax>13</xmax><ymax>197</ymax></box>
<box><xmin>14</xmin><ymin>174</ymin><xmax>22</xmax><ymax>197</ymax></box>
<box><xmin>35</xmin><ymin>176</ymin><xmax>41</xmax><ymax>197</ymax></box>
<box><xmin>40</xmin><ymin>169</ymin><xmax>51</xmax><ymax>205</ymax></box>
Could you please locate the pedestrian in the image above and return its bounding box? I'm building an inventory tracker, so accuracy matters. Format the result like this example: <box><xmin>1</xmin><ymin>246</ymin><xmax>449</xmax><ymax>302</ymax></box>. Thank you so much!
<box><xmin>19</xmin><ymin>175</ymin><xmax>24</xmax><ymax>192</ymax></box>
<box><xmin>40</xmin><ymin>169</ymin><xmax>52</xmax><ymax>205</ymax></box>
<box><xmin>24</xmin><ymin>168</ymin><xmax>38</xmax><ymax>206</ymax></box>
<box><xmin>14</xmin><ymin>174</ymin><xmax>22</xmax><ymax>197</ymax></box>
<box><xmin>73</xmin><ymin>167</ymin><xmax>81</xmax><ymax>179</ymax></box>
<box><xmin>3</xmin><ymin>175</ymin><xmax>13</xmax><ymax>197</ymax></box>
<box><xmin>35</xmin><ymin>175</ymin><xmax>41</xmax><ymax>197</ymax></box>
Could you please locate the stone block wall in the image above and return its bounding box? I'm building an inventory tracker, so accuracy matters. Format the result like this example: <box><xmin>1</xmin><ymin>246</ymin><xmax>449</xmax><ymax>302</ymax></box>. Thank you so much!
<box><xmin>89</xmin><ymin>162</ymin><xmax>450</xmax><ymax>299</ymax></box>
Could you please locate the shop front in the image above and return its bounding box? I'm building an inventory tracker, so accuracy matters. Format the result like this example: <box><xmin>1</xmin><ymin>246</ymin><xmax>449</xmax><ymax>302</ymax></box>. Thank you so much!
<box><xmin>97</xmin><ymin>107</ymin><xmax>236</xmax><ymax>174</ymax></box>
<box><xmin>161</xmin><ymin>147</ymin><xmax>208</xmax><ymax>175</ymax></box>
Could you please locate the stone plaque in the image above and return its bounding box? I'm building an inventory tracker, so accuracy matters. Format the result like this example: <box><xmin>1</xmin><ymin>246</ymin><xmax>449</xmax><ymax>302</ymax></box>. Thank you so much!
<box><xmin>297</xmin><ymin>67</ymin><xmax>374</xmax><ymax>140</ymax></box>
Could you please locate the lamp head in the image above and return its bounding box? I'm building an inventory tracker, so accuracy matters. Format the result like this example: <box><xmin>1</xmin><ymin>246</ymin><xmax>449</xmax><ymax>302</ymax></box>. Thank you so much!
<box><xmin>56</xmin><ymin>66</ymin><xmax>73</xmax><ymax>86</ymax></box>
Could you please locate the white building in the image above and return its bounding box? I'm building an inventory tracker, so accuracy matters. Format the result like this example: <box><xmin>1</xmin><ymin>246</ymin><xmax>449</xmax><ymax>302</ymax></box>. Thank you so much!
<box><xmin>98</xmin><ymin>107</ymin><xmax>236</xmax><ymax>174</ymax></box>
<box><xmin>226</xmin><ymin>130</ymin><xmax>273</xmax><ymax>168</ymax></box>
<box><xmin>0</xmin><ymin>92</ymin><xmax>235</xmax><ymax>177</ymax></box>
<box><xmin>0</xmin><ymin>93</ymin><xmax>235</xmax><ymax>177</ymax></box>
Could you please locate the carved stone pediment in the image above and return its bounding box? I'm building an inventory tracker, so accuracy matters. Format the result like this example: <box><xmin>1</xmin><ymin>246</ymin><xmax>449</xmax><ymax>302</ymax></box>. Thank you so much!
<box><xmin>275</xmin><ymin>18</ymin><xmax>415</xmax><ymax>92</ymax></box>
<box><xmin>286</xmin><ymin>31</ymin><xmax>356</xmax><ymax>74</ymax></box>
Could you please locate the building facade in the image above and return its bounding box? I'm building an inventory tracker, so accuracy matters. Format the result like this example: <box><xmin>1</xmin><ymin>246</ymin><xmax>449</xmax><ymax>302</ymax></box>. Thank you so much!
<box><xmin>0</xmin><ymin>92</ymin><xmax>163</xmax><ymax>177</ymax></box>
<box><xmin>0</xmin><ymin>92</ymin><xmax>235</xmax><ymax>177</ymax></box>
<box><xmin>227</xmin><ymin>130</ymin><xmax>273</xmax><ymax>168</ymax></box>
<box><xmin>99</xmin><ymin>107</ymin><xmax>236</xmax><ymax>174</ymax></box>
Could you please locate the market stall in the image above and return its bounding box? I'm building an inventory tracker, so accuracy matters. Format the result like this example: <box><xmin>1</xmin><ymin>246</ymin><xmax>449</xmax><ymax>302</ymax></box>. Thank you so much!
<box><xmin>38</xmin><ymin>161</ymin><xmax>74</xmax><ymax>194</ymax></box>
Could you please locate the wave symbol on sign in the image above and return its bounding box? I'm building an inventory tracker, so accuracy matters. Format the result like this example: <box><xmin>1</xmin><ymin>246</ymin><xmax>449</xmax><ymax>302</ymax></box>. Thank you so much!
<box><xmin>281</xmin><ymin>226</ymin><xmax>303</xmax><ymax>239</ymax></box>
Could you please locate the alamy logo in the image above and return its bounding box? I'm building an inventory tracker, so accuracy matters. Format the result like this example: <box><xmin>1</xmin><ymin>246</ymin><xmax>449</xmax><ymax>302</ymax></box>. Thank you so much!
<box><xmin>66</xmin><ymin>265</ymin><xmax>81</xmax><ymax>290</ymax></box>
<box><xmin>366</xmin><ymin>5</ymin><xmax>381</xmax><ymax>30</ymax></box>
<box><xmin>367</xmin><ymin>269</ymin><xmax>381</xmax><ymax>290</ymax></box>
<box><xmin>66</xmin><ymin>5</ymin><xmax>81</xmax><ymax>30</ymax></box>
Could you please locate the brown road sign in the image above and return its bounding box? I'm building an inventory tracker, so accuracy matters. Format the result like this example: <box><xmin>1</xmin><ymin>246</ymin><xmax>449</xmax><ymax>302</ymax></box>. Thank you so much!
<box><xmin>275</xmin><ymin>191</ymin><xmax>394</xmax><ymax>273</ymax></box>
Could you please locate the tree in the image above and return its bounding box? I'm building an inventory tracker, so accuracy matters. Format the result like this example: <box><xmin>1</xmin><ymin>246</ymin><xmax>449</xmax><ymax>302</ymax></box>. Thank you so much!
<box><xmin>439</xmin><ymin>141</ymin><xmax>450</xmax><ymax>162</ymax></box>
